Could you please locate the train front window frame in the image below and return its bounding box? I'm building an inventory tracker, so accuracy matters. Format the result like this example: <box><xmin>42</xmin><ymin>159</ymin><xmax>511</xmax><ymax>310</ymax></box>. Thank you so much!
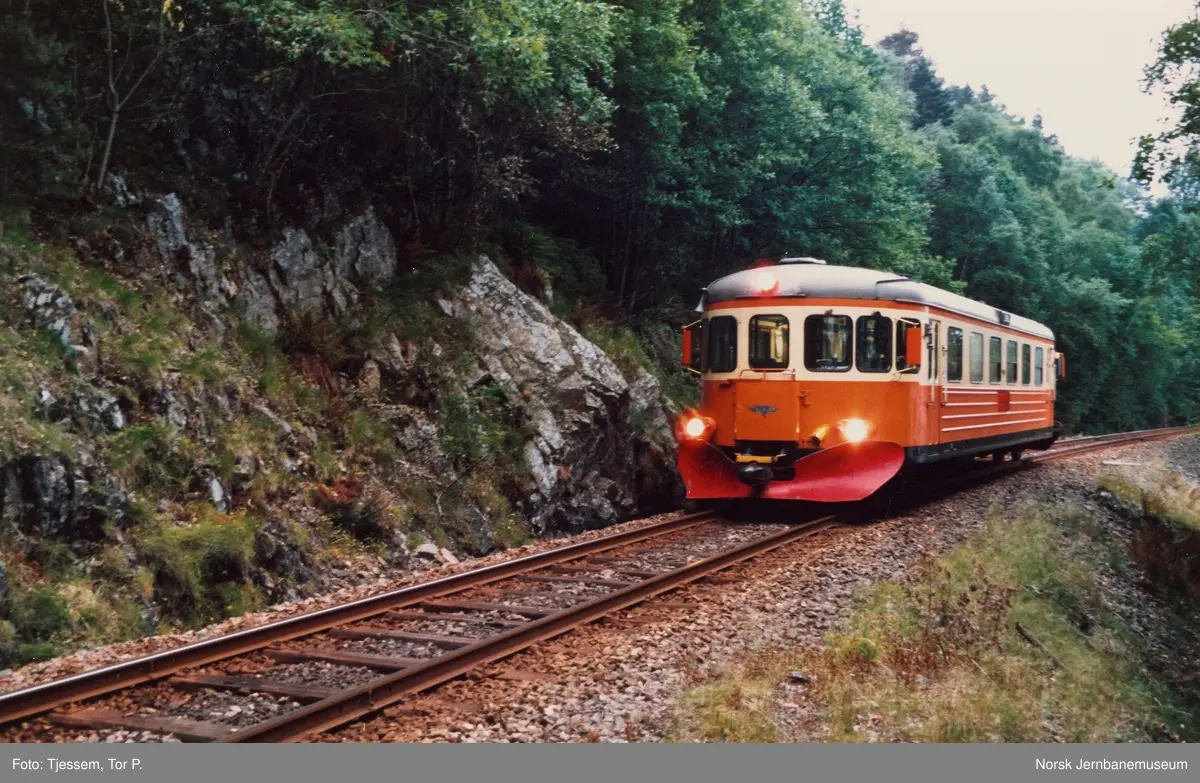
<box><xmin>947</xmin><ymin>327</ymin><xmax>964</xmax><ymax>382</ymax></box>
<box><xmin>804</xmin><ymin>314</ymin><xmax>852</xmax><ymax>372</ymax></box>
<box><xmin>989</xmin><ymin>336</ymin><xmax>1002</xmax><ymax>384</ymax></box>
<box><xmin>1006</xmin><ymin>340</ymin><xmax>1018</xmax><ymax>384</ymax></box>
<box><xmin>1021</xmin><ymin>343</ymin><xmax>1031</xmax><ymax>385</ymax></box>
<box><xmin>969</xmin><ymin>331</ymin><xmax>984</xmax><ymax>383</ymax></box>
<box><xmin>1035</xmin><ymin>346</ymin><xmax>1045</xmax><ymax>386</ymax></box>
<box><xmin>855</xmin><ymin>314</ymin><xmax>892</xmax><ymax>373</ymax></box>
<box><xmin>707</xmin><ymin>315</ymin><xmax>738</xmax><ymax>373</ymax></box>
<box><xmin>748</xmin><ymin>314</ymin><xmax>789</xmax><ymax>370</ymax></box>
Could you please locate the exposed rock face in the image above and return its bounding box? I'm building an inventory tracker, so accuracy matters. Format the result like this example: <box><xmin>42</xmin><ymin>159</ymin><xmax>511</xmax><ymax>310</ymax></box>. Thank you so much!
<box><xmin>1</xmin><ymin>193</ymin><xmax>682</xmax><ymax>647</ymax></box>
<box><xmin>147</xmin><ymin>194</ymin><xmax>230</xmax><ymax>304</ymax></box>
<box><xmin>0</xmin><ymin>455</ymin><xmax>123</xmax><ymax>543</ymax></box>
<box><xmin>450</xmin><ymin>257</ymin><xmax>681</xmax><ymax>533</ymax></box>
<box><xmin>19</xmin><ymin>276</ymin><xmax>92</xmax><ymax>356</ymax></box>
<box><xmin>146</xmin><ymin>194</ymin><xmax>399</xmax><ymax>334</ymax></box>
<box><xmin>334</xmin><ymin>208</ymin><xmax>396</xmax><ymax>289</ymax></box>
<box><xmin>253</xmin><ymin>520</ymin><xmax>319</xmax><ymax>602</ymax></box>
<box><xmin>64</xmin><ymin>386</ymin><xmax>126</xmax><ymax>432</ymax></box>
<box><xmin>628</xmin><ymin>366</ymin><xmax>685</xmax><ymax>511</ymax></box>
<box><xmin>268</xmin><ymin>227</ymin><xmax>346</xmax><ymax>315</ymax></box>
<box><xmin>225</xmin><ymin>206</ymin><xmax>396</xmax><ymax>333</ymax></box>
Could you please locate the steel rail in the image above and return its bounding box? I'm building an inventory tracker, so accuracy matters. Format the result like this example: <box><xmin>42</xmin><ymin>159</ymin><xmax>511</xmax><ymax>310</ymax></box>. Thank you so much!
<box><xmin>0</xmin><ymin>511</ymin><xmax>717</xmax><ymax>725</ymax></box>
<box><xmin>919</xmin><ymin>425</ymin><xmax>1200</xmax><ymax>492</ymax></box>
<box><xmin>222</xmin><ymin>516</ymin><xmax>839</xmax><ymax>743</ymax></box>
<box><xmin>1035</xmin><ymin>424</ymin><xmax>1200</xmax><ymax>462</ymax></box>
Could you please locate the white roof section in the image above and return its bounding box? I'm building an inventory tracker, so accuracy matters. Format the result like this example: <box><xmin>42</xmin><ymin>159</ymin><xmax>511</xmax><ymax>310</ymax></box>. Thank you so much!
<box><xmin>703</xmin><ymin>262</ymin><xmax>1054</xmax><ymax>341</ymax></box>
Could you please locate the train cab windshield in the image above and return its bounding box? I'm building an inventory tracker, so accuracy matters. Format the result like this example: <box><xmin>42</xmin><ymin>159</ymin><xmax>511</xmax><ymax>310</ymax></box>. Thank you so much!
<box><xmin>707</xmin><ymin>315</ymin><xmax>738</xmax><ymax>372</ymax></box>
<box><xmin>804</xmin><ymin>315</ymin><xmax>852</xmax><ymax>372</ymax></box>
<box><xmin>749</xmin><ymin>315</ymin><xmax>789</xmax><ymax>369</ymax></box>
<box><xmin>855</xmin><ymin>314</ymin><xmax>892</xmax><ymax>372</ymax></box>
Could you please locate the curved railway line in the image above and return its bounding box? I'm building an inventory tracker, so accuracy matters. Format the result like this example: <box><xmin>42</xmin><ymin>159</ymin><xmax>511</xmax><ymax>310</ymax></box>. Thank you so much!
<box><xmin>2</xmin><ymin>424</ymin><xmax>1197</xmax><ymax>743</ymax></box>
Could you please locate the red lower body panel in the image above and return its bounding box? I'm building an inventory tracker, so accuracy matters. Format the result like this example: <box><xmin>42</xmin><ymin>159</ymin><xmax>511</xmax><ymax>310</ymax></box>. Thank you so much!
<box><xmin>678</xmin><ymin>441</ymin><xmax>906</xmax><ymax>503</ymax></box>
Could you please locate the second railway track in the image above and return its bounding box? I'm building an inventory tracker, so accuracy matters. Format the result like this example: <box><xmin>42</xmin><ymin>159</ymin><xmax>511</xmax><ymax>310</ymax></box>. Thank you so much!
<box><xmin>2</xmin><ymin>423</ymin><xmax>1197</xmax><ymax>743</ymax></box>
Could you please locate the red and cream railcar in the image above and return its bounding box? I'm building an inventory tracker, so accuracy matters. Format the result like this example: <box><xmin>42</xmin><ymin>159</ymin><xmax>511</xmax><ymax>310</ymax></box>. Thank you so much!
<box><xmin>677</xmin><ymin>258</ymin><xmax>1063</xmax><ymax>503</ymax></box>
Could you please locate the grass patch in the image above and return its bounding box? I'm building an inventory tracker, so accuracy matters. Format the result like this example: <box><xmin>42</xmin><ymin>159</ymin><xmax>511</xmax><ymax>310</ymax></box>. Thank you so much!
<box><xmin>582</xmin><ymin>323</ymin><xmax>653</xmax><ymax>380</ymax></box>
<box><xmin>436</xmin><ymin>381</ymin><xmax>531</xmax><ymax>472</ymax></box>
<box><xmin>672</xmin><ymin>505</ymin><xmax>1196</xmax><ymax>743</ymax></box>
<box><xmin>675</xmin><ymin>677</ymin><xmax>779</xmax><ymax>742</ymax></box>
<box><xmin>102</xmin><ymin>422</ymin><xmax>199</xmax><ymax>499</ymax></box>
<box><xmin>0</xmin><ymin>570</ymin><xmax>147</xmax><ymax>666</ymax></box>
<box><xmin>1099</xmin><ymin>464</ymin><xmax>1200</xmax><ymax>532</ymax></box>
<box><xmin>1100</xmin><ymin>465</ymin><xmax>1200</xmax><ymax>601</ymax></box>
<box><xmin>346</xmin><ymin>409</ymin><xmax>398</xmax><ymax>466</ymax></box>
<box><xmin>133</xmin><ymin>507</ymin><xmax>261</xmax><ymax>626</ymax></box>
<box><xmin>0</xmin><ymin>306</ymin><xmax>77</xmax><ymax>460</ymax></box>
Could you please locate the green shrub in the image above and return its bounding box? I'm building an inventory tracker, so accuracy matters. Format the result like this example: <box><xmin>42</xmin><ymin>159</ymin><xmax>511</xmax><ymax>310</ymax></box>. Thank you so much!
<box><xmin>0</xmin><ymin>619</ymin><xmax>18</xmax><ymax>666</ymax></box>
<box><xmin>16</xmin><ymin>641</ymin><xmax>59</xmax><ymax>663</ymax></box>
<box><xmin>346</xmin><ymin>409</ymin><xmax>397</xmax><ymax>465</ymax></box>
<box><xmin>103</xmin><ymin>422</ymin><xmax>196</xmax><ymax>497</ymax></box>
<box><xmin>10</xmin><ymin>587</ymin><xmax>70</xmax><ymax>641</ymax></box>
<box><xmin>136</xmin><ymin>511</ymin><xmax>260</xmax><ymax>624</ymax></box>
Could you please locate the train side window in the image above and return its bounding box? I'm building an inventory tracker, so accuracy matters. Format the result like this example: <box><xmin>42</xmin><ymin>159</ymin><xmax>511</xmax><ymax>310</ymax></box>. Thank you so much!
<box><xmin>947</xmin><ymin>327</ymin><xmax>964</xmax><ymax>382</ymax></box>
<box><xmin>804</xmin><ymin>314</ymin><xmax>852</xmax><ymax>372</ymax></box>
<box><xmin>749</xmin><ymin>315</ymin><xmax>789</xmax><ymax>369</ymax></box>
<box><xmin>855</xmin><ymin>315</ymin><xmax>892</xmax><ymax>372</ymax></box>
<box><xmin>1021</xmin><ymin>344</ymin><xmax>1031</xmax><ymax>385</ymax></box>
<box><xmin>989</xmin><ymin>336</ymin><xmax>1002</xmax><ymax>383</ymax></box>
<box><xmin>1035</xmin><ymin>347</ymin><xmax>1044</xmax><ymax>386</ymax></box>
<box><xmin>969</xmin><ymin>332</ymin><xmax>984</xmax><ymax>383</ymax></box>
<box><xmin>1006</xmin><ymin>340</ymin><xmax>1018</xmax><ymax>384</ymax></box>
<box><xmin>707</xmin><ymin>315</ymin><xmax>738</xmax><ymax>373</ymax></box>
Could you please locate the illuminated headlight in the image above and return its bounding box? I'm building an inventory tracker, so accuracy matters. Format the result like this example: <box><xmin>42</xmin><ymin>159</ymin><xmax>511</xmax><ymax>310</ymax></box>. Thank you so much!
<box><xmin>679</xmin><ymin>413</ymin><xmax>716</xmax><ymax>442</ymax></box>
<box><xmin>838</xmin><ymin>418</ymin><xmax>870</xmax><ymax>444</ymax></box>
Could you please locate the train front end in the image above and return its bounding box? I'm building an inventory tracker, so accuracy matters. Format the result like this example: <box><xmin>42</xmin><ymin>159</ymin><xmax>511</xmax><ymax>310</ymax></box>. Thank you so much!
<box><xmin>675</xmin><ymin>259</ymin><xmax>914</xmax><ymax>503</ymax></box>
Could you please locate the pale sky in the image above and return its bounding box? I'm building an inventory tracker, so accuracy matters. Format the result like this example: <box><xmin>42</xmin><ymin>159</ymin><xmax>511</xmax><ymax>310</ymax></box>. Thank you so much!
<box><xmin>847</xmin><ymin>0</ymin><xmax>1196</xmax><ymax>182</ymax></box>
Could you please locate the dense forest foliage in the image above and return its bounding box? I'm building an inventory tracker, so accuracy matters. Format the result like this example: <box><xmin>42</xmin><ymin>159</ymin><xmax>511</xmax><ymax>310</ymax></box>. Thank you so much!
<box><xmin>3</xmin><ymin>0</ymin><xmax>1200</xmax><ymax>432</ymax></box>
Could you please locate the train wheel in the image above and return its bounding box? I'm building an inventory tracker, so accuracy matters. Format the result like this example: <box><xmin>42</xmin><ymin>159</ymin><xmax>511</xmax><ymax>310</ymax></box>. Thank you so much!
<box><xmin>1010</xmin><ymin>448</ymin><xmax>1023</xmax><ymax>462</ymax></box>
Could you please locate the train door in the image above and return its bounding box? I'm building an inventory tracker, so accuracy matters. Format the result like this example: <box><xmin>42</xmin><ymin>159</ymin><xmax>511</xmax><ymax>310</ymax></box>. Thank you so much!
<box><xmin>927</xmin><ymin>319</ymin><xmax>940</xmax><ymax>385</ymax></box>
<box><xmin>927</xmin><ymin>319</ymin><xmax>941</xmax><ymax>445</ymax></box>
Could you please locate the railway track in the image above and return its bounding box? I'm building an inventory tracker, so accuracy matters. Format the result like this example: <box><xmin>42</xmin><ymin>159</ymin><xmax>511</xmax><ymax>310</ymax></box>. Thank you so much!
<box><xmin>2</xmin><ymin>423</ymin><xmax>1197</xmax><ymax>743</ymax></box>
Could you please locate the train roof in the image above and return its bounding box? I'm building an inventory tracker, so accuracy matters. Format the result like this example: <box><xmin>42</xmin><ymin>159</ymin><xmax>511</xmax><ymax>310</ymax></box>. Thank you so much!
<box><xmin>703</xmin><ymin>260</ymin><xmax>1055</xmax><ymax>340</ymax></box>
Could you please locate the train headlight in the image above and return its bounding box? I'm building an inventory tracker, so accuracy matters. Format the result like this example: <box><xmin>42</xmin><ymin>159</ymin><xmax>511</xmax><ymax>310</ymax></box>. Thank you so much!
<box><xmin>679</xmin><ymin>413</ymin><xmax>716</xmax><ymax>442</ymax></box>
<box><xmin>838</xmin><ymin>418</ymin><xmax>870</xmax><ymax>444</ymax></box>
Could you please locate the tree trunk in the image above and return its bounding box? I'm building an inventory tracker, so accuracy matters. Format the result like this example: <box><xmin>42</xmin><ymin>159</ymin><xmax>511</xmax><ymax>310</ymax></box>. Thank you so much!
<box><xmin>95</xmin><ymin>106</ymin><xmax>119</xmax><ymax>192</ymax></box>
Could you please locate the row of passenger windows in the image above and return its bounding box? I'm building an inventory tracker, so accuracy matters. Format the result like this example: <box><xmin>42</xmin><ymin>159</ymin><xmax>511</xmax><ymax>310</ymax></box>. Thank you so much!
<box><xmin>705</xmin><ymin>314</ymin><xmax>1047</xmax><ymax>385</ymax></box>
<box><xmin>947</xmin><ymin>327</ymin><xmax>1044</xmax><ymax>385</ymax></box>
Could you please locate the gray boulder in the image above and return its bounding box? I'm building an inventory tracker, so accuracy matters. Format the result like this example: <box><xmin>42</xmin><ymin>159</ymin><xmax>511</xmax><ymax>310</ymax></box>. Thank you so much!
<box><xmin>0</xmin><ymin>455</ymin><xmax>126</xmax><ymax>543</ymax></box>
<box><xmin>19</xmin><ymin>276</ymin><xmax>93</xmax><ymax>357</ymax></box>
<box><xmin>448</xmin><ymin>256</ymin><xmax>679</xmax><ymax>533</ymax></box>
<box><xmin>333</xmin><ymin>207</ymin><xmax>396</xmax><ymax>289</ymax></box>
<box><xmin>146</xmin><ymin>194</ymin><xmax>230</xmax><ymax>304</ymax></box>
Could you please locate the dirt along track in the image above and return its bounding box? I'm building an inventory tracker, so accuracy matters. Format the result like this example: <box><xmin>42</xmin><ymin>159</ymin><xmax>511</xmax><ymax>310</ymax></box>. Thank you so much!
<box><xmin>2</xmin><ymin>425</ymin><xmax>1197</xmax><ymax>743</ymax></box>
